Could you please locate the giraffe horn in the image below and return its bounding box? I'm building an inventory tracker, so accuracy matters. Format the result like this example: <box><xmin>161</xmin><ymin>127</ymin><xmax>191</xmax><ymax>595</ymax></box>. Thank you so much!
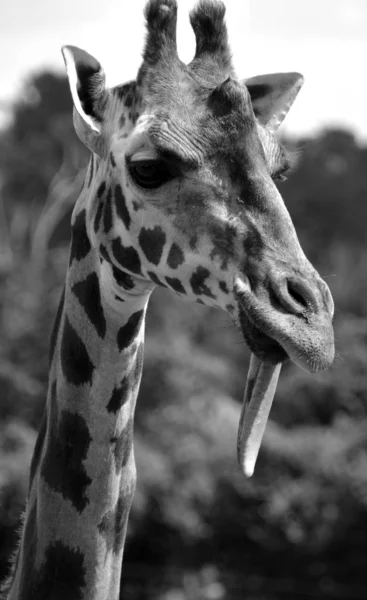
<box><xmin>189</xmin><ymin>0</ymin><xmax>231</xmax><ymax>69</ymax></box>
<box><xmin>237</xmin><ymin>355</ymin><xmax>282</xmax><ymax>477</ymax></box>
<box><xmin>142</xmin><ymin>0</ymin><xmax>179</xmax><ymax>65</ymax></box>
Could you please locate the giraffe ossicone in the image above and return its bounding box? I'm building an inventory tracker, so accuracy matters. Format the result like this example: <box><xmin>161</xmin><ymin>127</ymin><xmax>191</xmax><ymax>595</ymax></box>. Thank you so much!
<box><xmin>3</xmin><ymin>1</ymin><xmax>334</xmax><ymax>598</ymax></box>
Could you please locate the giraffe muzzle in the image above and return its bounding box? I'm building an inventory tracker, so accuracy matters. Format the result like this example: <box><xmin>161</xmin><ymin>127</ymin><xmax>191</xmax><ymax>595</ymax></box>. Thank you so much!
<box><xmin>235</xmin><ymin>271</ymin><xmax>335</xmax><ymax>372</ymax></box>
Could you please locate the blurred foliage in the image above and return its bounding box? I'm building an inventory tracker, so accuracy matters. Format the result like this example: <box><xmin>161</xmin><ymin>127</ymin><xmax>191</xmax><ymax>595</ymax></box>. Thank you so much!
<box><xmin>1</xmin><ymin>71</ymin><xmax>367</xmax><ymax>599</ymax></box>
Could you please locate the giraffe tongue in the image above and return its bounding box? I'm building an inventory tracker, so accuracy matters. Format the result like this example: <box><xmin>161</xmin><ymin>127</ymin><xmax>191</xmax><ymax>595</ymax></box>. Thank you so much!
<box><xmin>237</xmin><ymin>354</ymin><xmax>282</xmax><ymax>477</ymax></box>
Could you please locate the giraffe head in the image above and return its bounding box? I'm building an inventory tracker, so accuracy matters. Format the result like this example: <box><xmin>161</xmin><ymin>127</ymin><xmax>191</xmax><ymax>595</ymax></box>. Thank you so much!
<box><xmin>62</xmin><ymin>0</ymin><xmax>334</xmax><ymax>475</ymax></box>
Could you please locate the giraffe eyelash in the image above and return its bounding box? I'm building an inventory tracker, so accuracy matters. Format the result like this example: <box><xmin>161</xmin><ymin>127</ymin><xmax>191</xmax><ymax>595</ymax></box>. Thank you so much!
<box><xmin>127</xmin><ymin>159</ymin><xmax>178</xmax><ymax>189</ymax></box>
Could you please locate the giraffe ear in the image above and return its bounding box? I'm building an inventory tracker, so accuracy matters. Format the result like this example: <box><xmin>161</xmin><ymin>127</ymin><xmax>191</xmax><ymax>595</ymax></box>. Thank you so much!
<box><xmin>61</xmin><ymin>45</ymin><xmax>108</xmax><ymax>153</ymax></box>
<box><xmin>245</xmin><ymin>72</ymin><xmax>304</xmax><ymax>133</ymax></box>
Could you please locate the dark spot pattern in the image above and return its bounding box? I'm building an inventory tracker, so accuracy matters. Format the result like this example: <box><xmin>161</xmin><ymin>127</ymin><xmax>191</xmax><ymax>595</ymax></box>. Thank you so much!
<box><xmin>166</xmin><ymin>277</ymin><xmax>186</xmax><ymax>294</ymax></box>
<box><xmin>97</xmin><ymin>181</ymin><xmax>106</xmax><ymax>199</ymax></box>
<box><xmin>219</xmin><ymin>281</ymin><xmax>229</xmax><ymax>294</ymax></box>
<box><xmin>29</xmin><ymin>409</ymin><xmax>47</xmax><ymax>492</ymax></box>
<box><xmin>209</xmin><ymin>221</ymin><xmax>237</xmax><ymax>270</ymax></box>
<box><xmin>112</xmin><ymin>238</ymin><xmax>142</xmax><ymax>275</ymax></box>
<box><xmin>243</xmin><ymin>222</ymin><xmax>264</xmax><ymax>258</ymax></box>
<box><xmin>110</xmin><ymin>152</ymin><xmax>116</xmax><ymax>167</ymax></box>
<box><xmin>147</xmin><ymin>271</ymin><xmax>166</xmax><ymax>287</ymax></box>
<box><xmin>167</xmin><ymin>243</ymin><xmax>185</xmax><ymax>269</ymax></box>
<box><xmin>190</xmin><ymin>266</ymin><xmax>216</xmax><ymax>298</ymax></box>
<box><xmin>117</xmin><ymin>310</ymin><xmax>144</xmax><ymax>351</ymax></box>
<box><xmin>98</xmin><ymin>495</ymin><xmax>131</xmax><ymax>555</ymax></box>
<box><xmin>190</xmin><ymin>234</ymin><xmax>198</xmax><ymax>250</ymax></box>
<box><xmin>139</xmin><ymin>226</ymin><xmax>166</xmax><ymax>265</ymax></box>
<box><xmin>60</xmin><ymin>316</ymin><xmax>94</xmax><ymax>385</ymax></box>
<box><xmin>49</xmin><ymin>286</ymin><xmax>65</xmax><ymax>365</ymax></box>
<box><xmin>69</xmin><ymin>210</ymin><xmax>91</xmax><ymax>265</ymax></box>
<box><xmin>111</xmin><ymin>417</ymin><xmax>133</xmax><ymax>473</ymax></box>
<box><xmin>226</xmin><ymin>304</ymin><xmax>235</xmax><ymax>312</ymax></box>
<box><xmin>72</xmin><ymin>273</ymin><xmax>106</xmax><ymax>339</ymax></box>
<box><xmin>115</xmin><ymin>184</ymin><xmax>131</xmax><ymax>230</ymax></box>
<box><xmin>107</xmin><ymin>342</ymin><xmax>143</xmax><ymax>413</ymax></box>
<box><xmin>103</xmin><ymin>187</ymin><xmax>113</xmax><ymax>233</ymax></box>
<box><xmin>41</xmin><ymin>411</ymin><xmax>92</xmax><ymax>513</ymax></box>
<box><xmin>119</xmin><ymin>113</ymin><xmax>126</xmax><ymax>129</ymax></box>
<box><xmin>107</xmin><ymin>377</ymin><xmax>129</xmax><ymax>414</ymax></box>
<box><xmin>94</xmin><ymin>201</ymin><xmax>104</xmax><ymax>234</ymax></box>
<box><xmin>112</xmin><ymin>266</ymin><xmax>135</xmax><ymax>290</ymax></box>
<box><xmin>19</xmin><ymin>539</ymin><xmax>86</xmax><ymax>600</ymax></box>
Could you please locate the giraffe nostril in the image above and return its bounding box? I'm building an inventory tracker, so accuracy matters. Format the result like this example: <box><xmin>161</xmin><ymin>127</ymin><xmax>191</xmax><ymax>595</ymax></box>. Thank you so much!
<box><xmin>287</xmin><ymin>280</ymin><xmax>310</xmax><ymax>310</ymax></box>
<box><xmin>271</xmin><ymin>276</ymin><xmax>319</xmax><ymax>316</ymax></box>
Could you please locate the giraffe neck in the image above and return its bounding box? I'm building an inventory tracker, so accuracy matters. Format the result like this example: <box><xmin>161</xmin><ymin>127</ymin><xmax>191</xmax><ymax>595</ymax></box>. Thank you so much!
<box><xmin>7</xmin><ymin>219</ymin><xmax>151</xmax><ymax>600</ymax></box>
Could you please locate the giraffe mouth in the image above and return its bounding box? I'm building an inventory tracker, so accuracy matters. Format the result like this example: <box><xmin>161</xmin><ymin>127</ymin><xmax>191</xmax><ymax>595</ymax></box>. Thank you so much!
<box><xmin>237</xmin><ymin>301</ymin><xmax>288</xmax><ymax>364</ymax></box>
<box><xmin>234</xmin><ymin>277</ymin><xmax>334</xmax><ymax>478</ymax></box>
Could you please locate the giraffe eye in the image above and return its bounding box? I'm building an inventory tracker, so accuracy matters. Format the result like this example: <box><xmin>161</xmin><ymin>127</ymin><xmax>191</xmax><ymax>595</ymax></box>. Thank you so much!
<box><xmin>128</xmin><ymin>160</ymin><xmax>175</xmax><ymax>189</ymax></box>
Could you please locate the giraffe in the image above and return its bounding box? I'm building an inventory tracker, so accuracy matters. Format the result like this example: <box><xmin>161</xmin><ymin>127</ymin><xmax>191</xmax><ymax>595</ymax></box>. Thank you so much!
<box><xmin>2</xmin><ymin>0</ymin><xmax>335</xmax><ymax>598</ymax></box>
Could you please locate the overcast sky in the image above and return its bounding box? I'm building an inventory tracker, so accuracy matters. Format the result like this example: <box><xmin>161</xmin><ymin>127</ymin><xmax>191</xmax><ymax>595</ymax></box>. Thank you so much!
<box><xmin>0</xmin><ymin>0</ymin><xmax>366</xmax><ymax>139</ymax></box>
